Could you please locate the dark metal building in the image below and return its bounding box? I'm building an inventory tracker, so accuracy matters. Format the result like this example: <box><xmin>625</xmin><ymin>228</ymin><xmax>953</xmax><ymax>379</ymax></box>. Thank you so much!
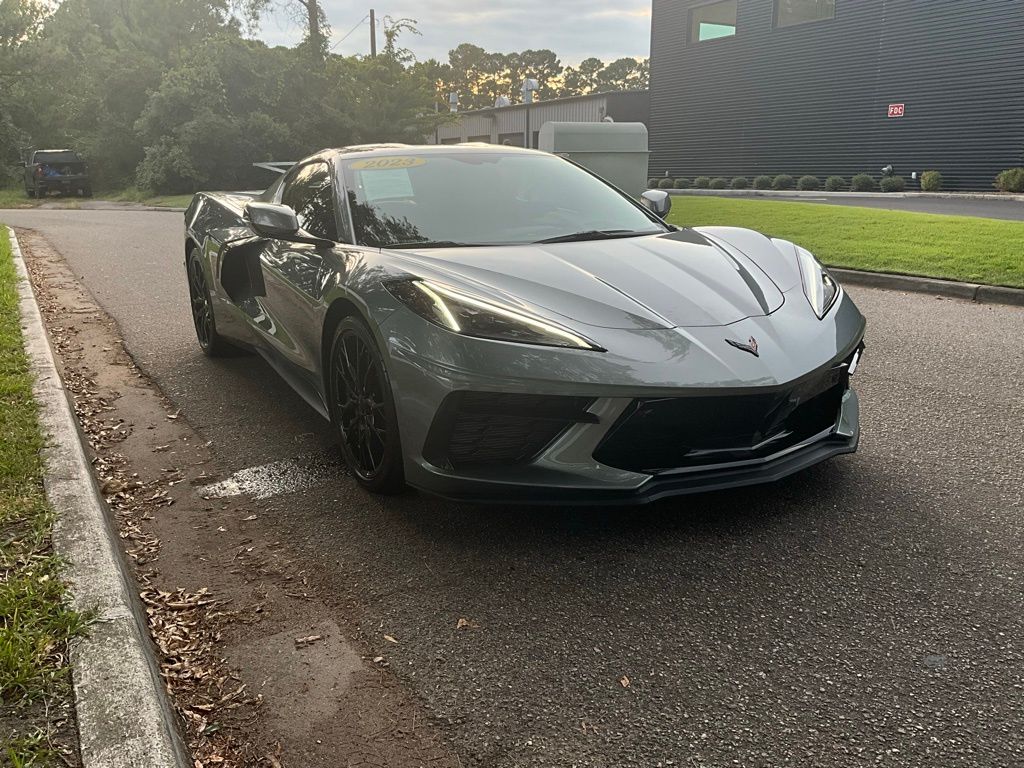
<box><xmin>649</xmin><ymin>0</ymin><xmax>1024</xmax><ymax>190</ymax></box>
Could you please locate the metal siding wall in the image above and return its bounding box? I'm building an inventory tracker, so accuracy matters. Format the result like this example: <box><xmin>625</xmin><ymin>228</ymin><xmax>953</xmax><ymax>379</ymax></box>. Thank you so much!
<box><xmin>433</xmin><ymin>95</ymin><xmax>610</xmax><ymax>146</ymax></box>
<box><xmin>649</xmin><ymin>0</ymin><xmax>1024</xmax><ymax>190</ymax></box>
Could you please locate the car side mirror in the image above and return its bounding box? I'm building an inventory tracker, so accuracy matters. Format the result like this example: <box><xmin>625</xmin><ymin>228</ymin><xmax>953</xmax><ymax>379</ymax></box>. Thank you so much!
<box><xmin>640</xmin><ymin>189</ymin><xmax>672</xmax><ymax>218</ymax></box>
<box><xmin>244</xmin><ymin>202</ymin><xmax>300</xmax><ymax>239</ymax></box>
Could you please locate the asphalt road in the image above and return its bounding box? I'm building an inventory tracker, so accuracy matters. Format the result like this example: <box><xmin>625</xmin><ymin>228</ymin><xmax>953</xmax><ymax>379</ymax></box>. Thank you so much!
<box><xmin>5</xmin><ymin>209</ymin><xmax>1023</xmax><ymax>767</ymax></box>
<box><xmin>744</xmin><ymin>194</ymin><xmax>1024</xmax><ymax>221</ymax></box>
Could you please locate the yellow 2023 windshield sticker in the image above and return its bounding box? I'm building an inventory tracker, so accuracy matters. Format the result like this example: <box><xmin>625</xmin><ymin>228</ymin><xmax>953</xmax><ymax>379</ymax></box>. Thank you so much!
<box><xmin>350</xmin><ymin>157</ymin><xmax>426</xmax><ymax>170</ymax></box>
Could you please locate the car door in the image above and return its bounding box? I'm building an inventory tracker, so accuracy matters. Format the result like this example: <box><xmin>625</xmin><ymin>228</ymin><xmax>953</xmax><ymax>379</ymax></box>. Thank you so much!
<box><xmin>257</xmin><ymin>161</ymin><xmax>342</xmax><ymax>383</ymax></box>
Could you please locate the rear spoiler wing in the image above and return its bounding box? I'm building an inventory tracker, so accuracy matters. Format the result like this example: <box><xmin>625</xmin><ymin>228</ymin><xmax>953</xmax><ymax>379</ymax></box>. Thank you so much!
<box><xmin>252</xmin><ymin>161</ymin><xmax>297</xmax><ymax>175</ymax></box>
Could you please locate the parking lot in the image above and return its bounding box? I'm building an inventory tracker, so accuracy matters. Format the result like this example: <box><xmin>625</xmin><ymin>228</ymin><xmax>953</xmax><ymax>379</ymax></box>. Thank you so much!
<box><xmin>5</xmin><ymin>208</ymin><xmax>1023</xmax><ymax>767</ymax></box>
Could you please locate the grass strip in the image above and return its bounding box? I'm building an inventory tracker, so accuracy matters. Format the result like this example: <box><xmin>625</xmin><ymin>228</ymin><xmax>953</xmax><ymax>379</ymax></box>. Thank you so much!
<box><xmin>0</xmin><ymin>226</ymin><xmax>91</xmax><ymax>766</ymax></box>
<box><xmin>668</xmin><ymin>196</ymin><xmax>1024</xmax><ymax>288</ymax></box>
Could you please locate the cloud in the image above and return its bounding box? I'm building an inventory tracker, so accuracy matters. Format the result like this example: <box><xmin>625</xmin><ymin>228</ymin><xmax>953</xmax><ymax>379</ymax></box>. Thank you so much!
<box><xmin>259</xmin><ymin>0</ymin><xmax>652</xmax><ymax>64</ymax></box>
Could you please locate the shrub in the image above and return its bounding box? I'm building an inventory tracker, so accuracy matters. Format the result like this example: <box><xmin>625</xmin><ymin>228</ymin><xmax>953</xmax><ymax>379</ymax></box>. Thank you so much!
<box><xmin>693</xmin><ymin>176</ymin><xmax>711</xmax><ymax>189</ymax></box>
<box><xmin>824</xmin><ymin>176</ymin><xmax>847</xmax><ymax>192</ymax></box>
<box><xmin>920</xmin><ymin>171</ymin><xmax>943</xmax><ymax>192</ymax></box>
<box><xmin>995</xmin><ymin>168</ymin><xmax>1024</xmax><ymax>193</ymax></box>
<box><xmin>797</xmin><ymin>175</ymin><xmax>820</xmax><ymax>191</ymax></box>
<box><xmin>674</xmin><ymin>178</ymin><xmax>692</xmax><ymax>189</ymax></box>
<box><xmin>709</xmin><ymin>177</ymin><xmax>729</xmax><ymax>189</ymax></box>
<box><xmin>772</xmin><ymin>174</ymin><xmax>795</xmax><ymax>190</ymax></box>
<box><xmin>880</xmin><ymin>175</ymin><xmax>906</xmax><ymax>193</ymax></box>
<box><xmin>753</xmin><ymin>175</ymin><xmax>773</xmax><ymax>190</ymax></box>
<box><xmin>730</xmin><ymin>176</ymin><xmax>750</xmax><ymax>189</ymax></box>
<box><xmin>647</xmin><ymin>178</ymin><xmax>660</xmax><ymax>189</ymax></box>
<box><xmin>658</xmin><ymin>177</ymin><xmax>675</xmax><ymax>189</ymax></box>
<box><xmin>850</xmin><ymin>173</ymin><xmax>877</xmax><ymax>192</ymax></box>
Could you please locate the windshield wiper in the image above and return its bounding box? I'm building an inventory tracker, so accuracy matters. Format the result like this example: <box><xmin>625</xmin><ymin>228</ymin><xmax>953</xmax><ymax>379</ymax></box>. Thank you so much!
<box><xmin>382</xmin><ymin>240</ymin><xmax>481</xmax><ymax>249</ymax></box>
<box><xmin>533</xmin><ymin>229</ymin><xmax>660</xmax><ymax>244</ymax></box>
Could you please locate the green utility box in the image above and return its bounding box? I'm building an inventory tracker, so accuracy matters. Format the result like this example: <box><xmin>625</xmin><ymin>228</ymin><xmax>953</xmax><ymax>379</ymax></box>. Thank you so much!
<box><xmin>538</xmin><ymin>122</ymin><xmax>651</xmax><ymax>198</ymax></box>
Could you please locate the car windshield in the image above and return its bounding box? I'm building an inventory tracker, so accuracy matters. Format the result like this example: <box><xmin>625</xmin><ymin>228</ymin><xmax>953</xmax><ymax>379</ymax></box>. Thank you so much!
<box><xmin>339</xmin><ymin>151</ymin><xmax>666</xmax><ymax>248</ymax></box>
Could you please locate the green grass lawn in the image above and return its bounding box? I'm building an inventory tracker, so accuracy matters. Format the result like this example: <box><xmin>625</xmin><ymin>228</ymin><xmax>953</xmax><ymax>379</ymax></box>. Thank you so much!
<box><xmin>668</xmin><ymin>196</ymin><xmax>1024</xmax><ymax>288</ymax></box>
<box><xmin>0</xmin><ymin>226</ymin><xmax>90</xmax><ymax>765</ymax></box>
<box><xmin>0</xmin><ymin>186</ymin><xmax>192</xmax><ymax>210</ymax></box>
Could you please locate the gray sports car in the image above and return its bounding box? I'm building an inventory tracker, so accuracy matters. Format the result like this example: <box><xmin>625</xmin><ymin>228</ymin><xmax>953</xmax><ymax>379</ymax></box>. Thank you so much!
<box><xmin>184</xmin><ymin>144</ymin><xmax>865</xmax><ymax>504</ymax></box>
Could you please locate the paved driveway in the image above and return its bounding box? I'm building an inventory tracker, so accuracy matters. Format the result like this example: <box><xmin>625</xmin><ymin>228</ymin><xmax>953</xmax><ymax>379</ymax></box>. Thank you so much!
<box><xmin>4</xmin><ymin>208</ymin><xmax>1022</xmax><ymax>767</ymax></box>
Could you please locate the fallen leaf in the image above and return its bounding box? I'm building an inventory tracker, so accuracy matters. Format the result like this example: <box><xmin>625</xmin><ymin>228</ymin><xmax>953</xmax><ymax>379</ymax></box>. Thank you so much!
<box><xmin>619</xmin><ymin>675</ymin><xmax>631</xmax><ymax>688</ymax></box>
<box><xmin>243</xmin><ymin>515</ymin><xmax>258</xmax><ymax>521</ymax></box>
<box><xmin>456</xmin><ymin>618</ymin><xmax>478</xmax><ymax>630</ymax></box>
<box><xmin>384</xmin><ymin>634</ymin><xmax>398</xmax><ymax>644</ymax></box>
<box><xmin>372</xmin><ymin>656</ymin><xmax>385</xmax><ymax>664</ymax></box>
<box><xmin>217</xmin><ymin>526</ymin><xmax>227</xmax><ymax>533</ymax></box>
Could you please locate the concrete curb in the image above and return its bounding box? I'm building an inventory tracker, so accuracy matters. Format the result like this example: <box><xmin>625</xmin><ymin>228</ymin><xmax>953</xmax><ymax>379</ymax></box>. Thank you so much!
<box><xmin>830</xmin><ymin>267</ymin><xmax>1024</xmax><ymax>307</ymax></box>
<box><xmin>9</xmin><ymin>228</ymin><xmax>188</xmax><ymax>768</ymax></box>
<box><xmin>667</xmin><ymin>188</ymin><xmax>1024</xmax><ymax>203</ymax></box>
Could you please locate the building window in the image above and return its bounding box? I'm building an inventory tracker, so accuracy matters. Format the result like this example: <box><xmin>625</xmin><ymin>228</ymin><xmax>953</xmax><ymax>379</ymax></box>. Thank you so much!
<box><xmin>690</xmin><ymin>0</ymin><xmax>737</xmax><ymax>43</ymax></box>
<box><xmin>775</xmin><ymin>0</ymin><xmax>835</xmax><ymax>28</ymax></box>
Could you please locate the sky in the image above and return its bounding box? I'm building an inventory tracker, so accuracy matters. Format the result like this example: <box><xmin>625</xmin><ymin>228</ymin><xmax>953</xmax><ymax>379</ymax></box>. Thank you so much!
<box><xmin>258</xmin><ymin>1</ymin><xmax>652</xmax><ymax>64</ymax></box>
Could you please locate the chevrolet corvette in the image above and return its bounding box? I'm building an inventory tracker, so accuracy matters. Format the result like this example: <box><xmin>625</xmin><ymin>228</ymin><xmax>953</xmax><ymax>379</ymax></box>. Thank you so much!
<box><xmin>184</xmin><ymin>144</ymin><xmax>865</xmax><ymax>504</ymax></box>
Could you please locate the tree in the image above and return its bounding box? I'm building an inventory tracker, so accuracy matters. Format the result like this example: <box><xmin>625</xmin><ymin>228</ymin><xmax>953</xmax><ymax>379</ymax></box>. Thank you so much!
<box><xmin>560</xmin><ymin>57</ymin><xmax>604</xmax><ymax>96</ymax></box>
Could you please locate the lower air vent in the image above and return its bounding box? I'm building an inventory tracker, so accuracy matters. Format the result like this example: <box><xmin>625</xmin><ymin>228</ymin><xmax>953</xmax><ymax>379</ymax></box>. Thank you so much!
<box><xmin>424</xmin><ymin>392</ymin><xmax>596</xmax><ymax>470</ymax></box>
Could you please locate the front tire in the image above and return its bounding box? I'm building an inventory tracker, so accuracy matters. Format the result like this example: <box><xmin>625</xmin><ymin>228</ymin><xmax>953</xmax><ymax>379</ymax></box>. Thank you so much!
<box><xmin>328</xmin><ymin>317</ymin><xmax>405</xmax><ymax>495</ymax></box>
<box><xmin>186</xmin><ymin>253</ymin><xmax>234</xmax><ymax>357</ymax></box>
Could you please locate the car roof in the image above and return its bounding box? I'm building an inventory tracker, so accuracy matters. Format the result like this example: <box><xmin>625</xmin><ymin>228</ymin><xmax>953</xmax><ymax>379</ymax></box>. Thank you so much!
<box><xmin>320</xmin><ymin>143</ymin><xmax>546</xmax><ymax>161</ymax></box>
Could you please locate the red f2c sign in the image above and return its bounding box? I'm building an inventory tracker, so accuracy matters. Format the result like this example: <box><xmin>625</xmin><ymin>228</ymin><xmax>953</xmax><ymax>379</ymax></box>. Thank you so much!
<box><xmin>887</xmin><ymin>103</ymin><xmax>906</xmax><ymax>118</ymax></box>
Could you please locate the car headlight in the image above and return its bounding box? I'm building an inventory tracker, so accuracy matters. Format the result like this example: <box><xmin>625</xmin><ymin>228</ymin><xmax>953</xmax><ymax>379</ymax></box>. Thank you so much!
<box><xmin>796</xmin><ymin>247</ymin><xmax>840</xmax><ymax>319</ymax></box>
<box><xmin>385</xmin><ymin>279</ymin><xmax>603</xmax><ymax>351</ymax></box>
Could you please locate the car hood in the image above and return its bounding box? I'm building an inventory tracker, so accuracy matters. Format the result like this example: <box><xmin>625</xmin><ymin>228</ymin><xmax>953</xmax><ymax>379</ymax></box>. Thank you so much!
<box><xmin>389</xmin><ymin>230</ymin><xmax>785</xmax><ymax>330</ymax></box>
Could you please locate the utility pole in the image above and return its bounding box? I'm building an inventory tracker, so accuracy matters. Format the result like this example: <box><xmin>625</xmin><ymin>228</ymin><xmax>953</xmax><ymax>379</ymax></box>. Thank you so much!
<box><xmin>369</xmin><ymin>8</ymin><xmax>377</xmax><ymax>57</ymax></box>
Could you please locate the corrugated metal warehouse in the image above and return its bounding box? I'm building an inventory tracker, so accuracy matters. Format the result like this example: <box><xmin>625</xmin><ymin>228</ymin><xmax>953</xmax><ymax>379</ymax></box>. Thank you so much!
<box><xmin>430</xmin><ymin>91</ymin><xmax>650</xmax><ymax>148</ymax></box>
<box><xmin>649</xmin><ymin>0</ymin><xmax>1024</xmax><ymax>190</ymax></box>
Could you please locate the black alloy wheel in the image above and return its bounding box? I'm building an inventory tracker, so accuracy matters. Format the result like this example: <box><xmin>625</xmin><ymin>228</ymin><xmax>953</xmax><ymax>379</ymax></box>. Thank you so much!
<box><xmin>329</xmin><ymin>318</ymin><xmax>405</xmax><ymax>494</ymax></box>
<box><xmin>186</xmin><ymin>253</ymin><xmax>232</xmax><ymax>356</ymax></box>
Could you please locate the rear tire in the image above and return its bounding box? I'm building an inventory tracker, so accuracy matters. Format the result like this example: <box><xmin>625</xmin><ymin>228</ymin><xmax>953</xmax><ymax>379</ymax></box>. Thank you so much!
<box><xmin>186</xmin><ymin>253</ymin><xmax>235</xmax><ymax>357</ymax></box>
<box><xmin>328</xmin><ymin>317</ymin><xmax>405</xmax><ymax>495</ymax></box>
<box><xmin>25</xmin><ymin>185</ymin><xmax>35</xmax><ymax>199</ymax></box>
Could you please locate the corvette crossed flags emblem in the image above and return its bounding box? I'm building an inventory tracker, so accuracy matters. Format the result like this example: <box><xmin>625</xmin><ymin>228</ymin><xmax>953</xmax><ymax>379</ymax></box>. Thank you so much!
<box><xmin>726</xmin><ymin>337</ymin><xmax>760</xmax><ymax>357</ymax></box>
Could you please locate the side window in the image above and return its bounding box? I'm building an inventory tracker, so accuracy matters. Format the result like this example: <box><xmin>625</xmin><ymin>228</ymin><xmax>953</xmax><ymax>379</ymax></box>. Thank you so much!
<box><xmin>280</xmin><ymin>163</ymin><xmax>338</xmax><ymax>241</ymax></box>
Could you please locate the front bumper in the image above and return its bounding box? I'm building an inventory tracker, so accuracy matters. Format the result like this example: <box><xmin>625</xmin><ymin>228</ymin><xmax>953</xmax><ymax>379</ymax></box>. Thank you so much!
<box><xmin>382</xmin><ymin>293</ymin><xmax>865</xmax><ymax>505</ymax></box>
<box><xmin>414</xmin><ymin>405</ymin><xmax>858</xmax><ymax>505</ymax></box>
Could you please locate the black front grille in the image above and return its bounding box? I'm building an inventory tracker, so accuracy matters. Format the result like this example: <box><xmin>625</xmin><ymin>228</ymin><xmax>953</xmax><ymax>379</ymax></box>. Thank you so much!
<box><xmin>594</xmin><ymin>364</ymin><xmax>851</xmax><ymax>474</ymax></box>
<box><xmin>424</xmin><ymin>392</ymin><xmax>596</xmax><ymax>470</ymax></box>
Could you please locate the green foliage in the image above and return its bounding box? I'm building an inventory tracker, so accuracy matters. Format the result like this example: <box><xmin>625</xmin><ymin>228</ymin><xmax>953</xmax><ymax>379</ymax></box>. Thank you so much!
<box><xmin>709</xmin><ymin>177</ymin><xmax>728</xmax><ymax>189</ymax></box>
<box><xmin>995</xmin><ymin>168</ymin><xmax>1024</xmax><ymax>193</ymax></box>
<box><xmin>772</xmin><ymin>174</ymin><xmax>795</xmax><ymax>190</ymax></box>
<box><xmin>880</xmin><ymin>175</ymin><xmax>906</xmax><ymax>193</ymax></box>
<box><xmin>0</xmin><ymin>2</ymin><xmax>446</xmax><ymax>193</ymax></box>
<box><xmin>657</xmin><ymin>178</ymin><xmax>675</xmax><ymax>189</ymax></box>
<box><xmin>693</xmin><ymin>176</ymin><xmax>711</xmax><ymax>189</ymax></box>
<box><xmin>797</xmin><ymin>175</ymin><xmax>820</xmax><ymax>191</ymax></box>
<box><xmin>647</xmin><ymin>178</ymin><xmax>659</xmax><ymax>188</ymax></box>
<box><xmin>753</xmin><ymin>175</ymin><xmax>773</xmax><ymax>190</ymax></box>
<box><xmin>730</xmin><ymin>177</ymin><xmax>749</xmax><ymax>190</ymax></box>
<box><xmin>824</xmin><ymin>176</ymin><xmax>847</xmax><ymax>192</ymax></box>
<box><xmin>920</xmin><ymin>171</ymin><xmax>943</xmax><ymax>192</ymax></box>
<box><xmin>674</xmin><ymin>178</ymin><xmax>692</xmax><ymax>189</ymax></box>
<box><xmin>851</xmin><ymin>174</ymin><xmax>878</xmax><ymax>192</ymax></box>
